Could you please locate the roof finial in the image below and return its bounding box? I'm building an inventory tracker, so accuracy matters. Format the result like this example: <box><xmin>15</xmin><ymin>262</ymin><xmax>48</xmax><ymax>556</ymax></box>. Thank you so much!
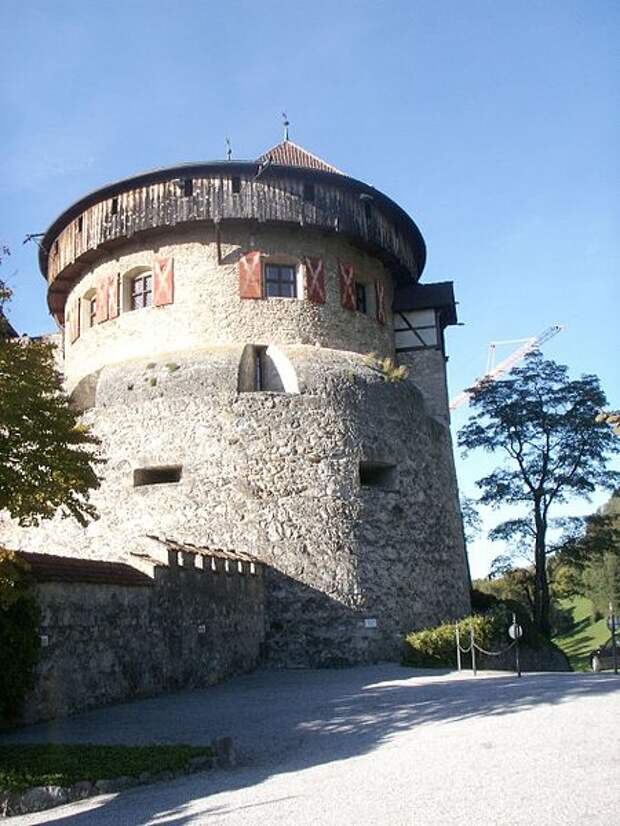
<box><xmin>282</xmin><ymin>112</ymin><xmax>290</xmax><ymax>141</ymax></box>
<box><xmin>225</xmin><ymin>138</ymin><xmax>233</xmax><ymax>161</ymax></box>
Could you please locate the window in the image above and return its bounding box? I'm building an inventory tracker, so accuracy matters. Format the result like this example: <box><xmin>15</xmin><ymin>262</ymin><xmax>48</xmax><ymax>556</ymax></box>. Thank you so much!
<box><xmin>77</xmin><ymin>216</ymin><xmax>83</xmax><ymax>234</ymax></box>
<box><xmin>134</xmin><ymin>466</ymin><xmax>182</xmax><ymax>487</ymax></box>
<box><xmin>238</xmin><ymin>344</ymin><xmax>299</xmax><ymax>393</ymax></box>
<box><xmin>303</xmin><ymin>182</ymin><xmax>315</xmax><ymax>203</ymax></box>
<box><xmin>88</xmin><ymin>295</ymin><xmax>97</xmax><ymax>327</ymax></box>
<box><xmin>130</xmin><ymin>272</ymin><xmax>153</xmax><ymax>310</ymax></box>
<box><xmin>183</xmin><ymin>178</ymin><xmax>193</xmax><ymax>197</ymax></box>
<box><xmin>232</xmin><ymin>176</ymin><xmax>241</xmax><ymax>194</ymax></box>
<box><xmin>254</xmin><ymin>346</ymin><xmax>267</xmax><ymax>390</ymax></box>
<box><xmin>359</xmin><ymin>461</ymin><xmax>396</xmax><ymax>490</ymax></box>
<box><xmin>265</xmin><ymin>263</ymin><xmax>297</xmax><ymax>299</ymax></box>
<box><xmin>364</xmin><ymin>201</ymin><xmax>372</xmax><ymax>222</ymax></box>
<box><xmin>111</xmin><ymin>197</ymin><xmax>119</xmax><ymax>216</ymax></box>
<box><xmin>355</xmin><ymin>283</ymin><xmax>367</xmax><ymax>314</ymax></box>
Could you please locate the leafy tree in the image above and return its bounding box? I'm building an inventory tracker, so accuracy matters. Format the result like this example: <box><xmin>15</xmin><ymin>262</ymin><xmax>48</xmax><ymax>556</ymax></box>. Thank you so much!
<box><xmin>0</xmin><ymin>251</ymin><xmax>102</xmax><ymax>526</ymax></box>
<box><xmin>458</xmin><ymin>352</ymin><xmax>619</xmax><ymax>636</ymax></box>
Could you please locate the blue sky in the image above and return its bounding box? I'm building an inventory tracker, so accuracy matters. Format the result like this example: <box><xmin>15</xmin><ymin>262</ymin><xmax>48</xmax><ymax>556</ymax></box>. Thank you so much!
<box><xmin>1</xmin><ymin>1</ymin><xmax>618</xmax><ymax>576</ymax></box>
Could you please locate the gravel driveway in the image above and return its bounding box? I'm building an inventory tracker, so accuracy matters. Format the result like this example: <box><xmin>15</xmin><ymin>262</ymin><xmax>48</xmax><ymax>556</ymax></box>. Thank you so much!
<box><xmin>4</xmin><ymin>665</ymin><xmax>619</xmax><ymax>825</ymax></box>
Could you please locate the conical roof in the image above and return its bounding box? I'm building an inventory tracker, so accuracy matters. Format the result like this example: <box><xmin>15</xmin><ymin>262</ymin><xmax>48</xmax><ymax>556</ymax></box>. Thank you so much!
<box><xmin>257</xmin><ymin>139</ymin><xmax>344</xmax><ymax>175</ymax></box>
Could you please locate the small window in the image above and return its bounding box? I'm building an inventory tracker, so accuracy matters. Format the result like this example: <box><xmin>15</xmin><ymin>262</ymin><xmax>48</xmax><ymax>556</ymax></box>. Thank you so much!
<box><xmin>254</xmin><ymin>346</ymin><xmax>267</xmax><ymax>390</ymax></box>
<box><xmin>364</xmin><ymin>201</ymin><xmax>372</xmax><ymax>222</ymax></box>
<box><xmin>303</xmin><ymin>182</ymin><xmax>315</xmax><ymax>203</ymax></box>
<box><xmin>133</xmin><ymin>466</ymin><xmax>182</xmax><ymax>487</ymax></box>
<box><xmin>232</xmin><ymin>176</ymin><xmax>241</xmax><ymax>194</ymax></box>
<box><xmin>355</xmin><ymin>283</ymin><xmax>367</xmax><ymax>314</ymax></box>
<box><xmin>77</xmin><ymin>216</ymin><xmax>83</xmax><ymax>234</ymax></box>
<box><xmin>265</xmin><ymin>263</ymin><xmax>297</xmax><ymax>299</ymax></box>
<box><xmin>359</xmin><ymin>461</ymin><xmax>396</xmax><ymax>489</ymax></box>
<box><xmin>183</xmin><ymin>178</ymin><xmax>193</xmax><ymax>197</ymax></box>
<box><xmin>111</xmin><ymin>197</ymin><xmax>119</xmax><ymax>216</ymax></box>
<box><xmin>88</xmin><ymin>295</ymin><xmax>97</xmax><ymax>327</ymax></box>
<box><xmin>53</xmin><ymin>240</ymin><xmax>59</xmax><ymax>256</ymax></box>
<box><xmin>130</xmin><ymin>272</ymin><xmax>153</xmax><ymax>310</ymax></box>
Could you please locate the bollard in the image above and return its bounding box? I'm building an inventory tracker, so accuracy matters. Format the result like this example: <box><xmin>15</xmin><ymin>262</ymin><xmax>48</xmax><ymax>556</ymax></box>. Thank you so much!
<box><xmin>455</xmin><ymin>624</ymin><xmax>462</xmax><ymax>672</ymax></box>
<box><xmin>470</xmin><ymin>624</ymin><xmax>477</xmax><ymax>676</ymax></box>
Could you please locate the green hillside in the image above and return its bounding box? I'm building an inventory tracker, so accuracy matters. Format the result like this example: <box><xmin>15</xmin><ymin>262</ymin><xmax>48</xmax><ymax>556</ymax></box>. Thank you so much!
<box><xmin>553</xmin><ymin>595</ymin><xmax>611</xmax><ymax>671</ymax></box>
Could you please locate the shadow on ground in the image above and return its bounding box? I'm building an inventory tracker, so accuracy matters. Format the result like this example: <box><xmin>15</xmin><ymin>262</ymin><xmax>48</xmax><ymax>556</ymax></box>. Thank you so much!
<box><xmin>3</xmin><ymin>665</ymin><xmax>620</xmax><ymax>825</ymax></box>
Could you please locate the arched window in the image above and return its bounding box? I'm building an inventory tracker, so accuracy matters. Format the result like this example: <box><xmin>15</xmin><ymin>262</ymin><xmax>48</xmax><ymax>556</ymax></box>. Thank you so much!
<box><xmin>121</xmin><ymin>267</ymin><xmax>153</xmax><ymax>312</ymax></box>
<box><xmin>81</xmin><ymin>288</ymin><xmax>97</xmax><ymax>329</ymax></box>
<box><xmin>130</xmin><ymin>272</ymin><xmax>152</xmax><ymax>310</ymax></box>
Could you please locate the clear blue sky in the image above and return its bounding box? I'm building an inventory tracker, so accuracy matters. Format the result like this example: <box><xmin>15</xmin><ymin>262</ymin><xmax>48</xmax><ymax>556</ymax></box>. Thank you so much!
<box><xmin>1</xmin><ymin>1</ymin><xmax>618</xmax><ymax>576</ymax></box>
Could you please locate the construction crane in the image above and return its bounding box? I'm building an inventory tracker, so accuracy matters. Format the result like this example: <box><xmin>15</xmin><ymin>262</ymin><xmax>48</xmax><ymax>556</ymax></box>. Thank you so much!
<box><xmin>449</xmin><ymin>324</ymin><xmax>565</xmax><ymax>411</ymax></box>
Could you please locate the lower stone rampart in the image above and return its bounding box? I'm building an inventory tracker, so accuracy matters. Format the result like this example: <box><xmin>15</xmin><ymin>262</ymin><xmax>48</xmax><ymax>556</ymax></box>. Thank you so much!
<box><xmin>13</xmin><ymin>546</ymin><xmax>265</xmax><ymax>725</ymax></box>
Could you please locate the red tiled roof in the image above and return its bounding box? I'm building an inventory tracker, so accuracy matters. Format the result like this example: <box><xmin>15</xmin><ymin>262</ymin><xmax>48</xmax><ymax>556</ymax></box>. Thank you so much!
<box><xmin>16</xmin><ymin>551</ymin><xmax>153</xmax><ymax>587</ymax></box>
<box><xmin>257</xmin><ymin>140</ymin><xmax>344</xmax><ymax>175</ymax></box>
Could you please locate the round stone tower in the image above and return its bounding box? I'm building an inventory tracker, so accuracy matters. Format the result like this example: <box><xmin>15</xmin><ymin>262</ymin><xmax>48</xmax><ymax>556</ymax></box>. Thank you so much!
<box><xmin>9</xmin><ymin>139</ymin><xmax>471</xmax><ymax>664</ymax></box>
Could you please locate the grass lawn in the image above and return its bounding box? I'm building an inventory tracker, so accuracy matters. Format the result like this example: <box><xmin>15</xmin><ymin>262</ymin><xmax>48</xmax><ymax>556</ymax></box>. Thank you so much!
<box><xmin>0</xmin><ymin>743</ymin><xmax>214</xmax><ymax>794</ymax></box>
<box><xmin>553</xmin><ymin>594</ymin><xmax>610</xmax><ymax>671</ymax></box>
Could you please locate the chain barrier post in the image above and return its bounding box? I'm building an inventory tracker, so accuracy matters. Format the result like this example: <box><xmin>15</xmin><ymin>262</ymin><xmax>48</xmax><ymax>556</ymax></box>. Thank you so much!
<box><xmin>513</xmin><ymin>612</ymin><xmax>521</xmax><ymax>678</ymax></box>
<box><xmin>455</xmin><ymin>623</ymin><xmax>462</xmax><ymax>672</ymax></box>
<box><xmin>470</xmin><ymin>624</ymin><xmax>477</xmax><ymax>676</ymax></box>
<box><xmin>610</xmin><ymin>602</ymin><xmax>618</xmax><ymax>676</ymax></box>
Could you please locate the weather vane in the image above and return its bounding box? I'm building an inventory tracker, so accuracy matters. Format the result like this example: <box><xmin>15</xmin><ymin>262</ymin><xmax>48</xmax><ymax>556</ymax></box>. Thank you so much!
<box><xmin>282</xmin><ymin>112</ymin><xmax>290</xmax><ymax>141</ymax></box>
<box><xmin>225</xmin><ymin>138</ymin><xmax>233</xmax><ymax>161</ymax></box>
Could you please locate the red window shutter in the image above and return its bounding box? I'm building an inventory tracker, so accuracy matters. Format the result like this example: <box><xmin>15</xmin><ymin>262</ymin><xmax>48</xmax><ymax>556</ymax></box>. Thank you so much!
<box><xmin>304</xmin><ymin>257</ymin><xmax>325</xmax><ymax>304</ymax></box>
<box><xmin>339</xmin><ymin>262</ymin><xmax>356</xmax><ymax>311</ymax></box>
<box><xmin>238</xmin><ymin>251</ymin><xmax>263</xmax><ymax>299</ymax></box>
<box><xmin>108</xmin><ymin>273</ymin><xmax>120</xmax><ymax>319</ymax></box>
<box><xmin>96</xmin><ymin>275</ymin><xmax>109</xmax><ymax>323</ymax></box>
<box><xmin>68</xmin><ymin>298</ymin><xmax>80</xmax><ymax>343</ymax></box>
<box><xmin>375</xmin><ymin>280</ymin><xmax>386</xmax><ymax>325</ymax></box>
<box><xmin>153</xmin><ymin>257</ymin><xmax>174</xmax><ymax>307</ymax></box>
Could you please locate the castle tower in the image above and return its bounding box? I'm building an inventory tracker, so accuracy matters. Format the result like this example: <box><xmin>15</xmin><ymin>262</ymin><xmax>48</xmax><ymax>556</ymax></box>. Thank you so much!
<box><xmin>6</xmin><ymin>139</ymin><xmax>470</xmax><ymax>664</ymax></box>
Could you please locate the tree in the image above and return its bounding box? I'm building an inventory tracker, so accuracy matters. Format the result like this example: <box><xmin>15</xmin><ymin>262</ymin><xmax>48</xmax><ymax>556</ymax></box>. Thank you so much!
<box><xmin>0</xmin><ymin>252</ymin><xmax>101</xmax><ymax>526</ymax></box>
<box><xmin>458</xmin><ymin>352</ymin><xmax>619</xmax><ymax>636</ymax></box>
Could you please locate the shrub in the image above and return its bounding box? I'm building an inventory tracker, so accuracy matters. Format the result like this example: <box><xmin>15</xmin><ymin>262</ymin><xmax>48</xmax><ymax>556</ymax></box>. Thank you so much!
<box><xmin>362</xmin><ymin>353</ymin><xmax>409</xmax><ymax>383</ymax></box>
<box><xmin>0</xmin><ymin>549</ymin><xmax>40</xmax><ymax>719</ymax></box>
<box><xmin>404</xmin><ymin>609</ymin><xmax>506</xmax><ymax>668</ymax></box>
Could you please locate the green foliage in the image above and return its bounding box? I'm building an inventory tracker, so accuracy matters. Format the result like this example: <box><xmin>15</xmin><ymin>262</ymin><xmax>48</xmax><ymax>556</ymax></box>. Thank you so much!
<box><xmin>458</xmin><ymin>352</ymin><xmax>619</xmax><ymax>636</ymax></box>
<box><xmin>0</xmin><ymin>549</ymin><xmax>40</xmax><ymax>719</ymax></box>
<box><xmin>362</xmin><ymin>352</ymin><xmax>409</xmax><ymax>383</ymax></box>
<box><xmin>165</xmin><ymin>362</ymin><xmax>180</xmax><ymax>372</ymax></box>
<box><xmin>404</xmin><ymin>609</ymin><xmax>506</xmax><ymax>668</ymax></box>
<box><xmin>0</xmin><ymin>743</ymin><xmax>214</xmax><ymax>793</ymax></box>
<box><xmin>582</xmin><ymin>553</ymin><xmax>620</xmax><ymax>617</ymax></box>
<box><xmin>0</xmin><ymin>337</ymin><xmax>102</xmax><ymax>526</ymax></box>
<box><xmin>553</xmin><ymin>594</ymin><xmax>611</xmax><ymax>671</ymax></box>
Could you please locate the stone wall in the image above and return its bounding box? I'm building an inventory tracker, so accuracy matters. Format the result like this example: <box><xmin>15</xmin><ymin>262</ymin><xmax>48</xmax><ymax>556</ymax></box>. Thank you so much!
<box><xmin>398</xmin><ymin>347</ymin><xmax>451</xmax><ymax>425</ymax></box>
<box><xmin>2</xmin><ymin>346</ymin><xmax>471</xmax><ymax>667</ymax></box>
<box><xmin>17</xmin><ymin>549</ymin><xmax>265</xmax><ymax>724</ymax></box>
<box><xmin>63</xmin><ymin>224</ymin><xmax>394</xmax><ymax>391</ymax></box>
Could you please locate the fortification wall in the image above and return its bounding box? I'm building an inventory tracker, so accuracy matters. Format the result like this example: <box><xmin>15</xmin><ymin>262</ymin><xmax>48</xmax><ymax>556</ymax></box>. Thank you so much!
<box><xmin>19</xmin><ymin>552</ymin><xmax>265</xmax><ymax>724</ymax></box>
<box><xmin>62</xmin><ymin>225</ymin><xmax>394</xmax><ymax>391</ymax></box>
<box><xmin>2</xmin><ymin>347</ymin><xmax>471</xmax><ymax>666</ymax></box>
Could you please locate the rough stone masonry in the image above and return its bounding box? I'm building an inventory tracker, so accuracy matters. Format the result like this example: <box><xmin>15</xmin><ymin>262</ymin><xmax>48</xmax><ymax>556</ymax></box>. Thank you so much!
<box><xmin>2</xmin><ymin>138</ymin><xmax>471</xmax><ymax>677</ymax></box>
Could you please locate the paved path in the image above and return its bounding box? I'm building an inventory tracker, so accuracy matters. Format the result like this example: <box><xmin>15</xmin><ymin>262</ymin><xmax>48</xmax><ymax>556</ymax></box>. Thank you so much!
<box><xmin>4</xmin><ymin>665</ymin><xmax>620</xmax><ymax>825</ymax></box>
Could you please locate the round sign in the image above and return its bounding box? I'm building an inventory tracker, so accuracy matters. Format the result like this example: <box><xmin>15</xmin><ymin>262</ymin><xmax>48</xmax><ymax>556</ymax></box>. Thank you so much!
<box><xmin>508</xmin><ymin>623</ymin><xmax>523</xmax><ymax>640</ymax></box>
<box><xmin>607</xmin><ymin>615</ymin><xmax>618</xmax><ymax>632</ymax></box>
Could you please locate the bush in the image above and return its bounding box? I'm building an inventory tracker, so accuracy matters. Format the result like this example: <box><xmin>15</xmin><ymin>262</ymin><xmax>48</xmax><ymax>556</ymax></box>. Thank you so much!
<box><xmin>362</xmin><ymin>353</ymin><xmax>409</xmax><ymax>383</ymax></box>
<box><xmin>0</xmin><ymin>549</ymin><xmax>40</xmax><ymax>719</ymax></box>
<box><xmin>404</xmin><ymin>609</ymin><xmax>506</xmax><ymax>668</ymax></box>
